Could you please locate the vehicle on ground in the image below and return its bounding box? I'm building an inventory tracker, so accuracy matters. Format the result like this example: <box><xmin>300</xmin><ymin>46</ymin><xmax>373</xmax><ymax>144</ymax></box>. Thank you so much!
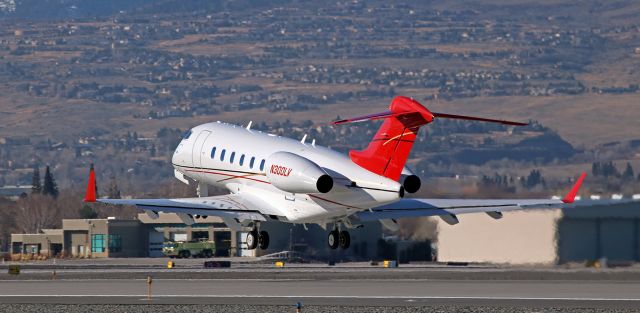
<box><xmin>162</xmin><ymin>240</ymin><xmax>215</xmax><ymax>258</ymax></box>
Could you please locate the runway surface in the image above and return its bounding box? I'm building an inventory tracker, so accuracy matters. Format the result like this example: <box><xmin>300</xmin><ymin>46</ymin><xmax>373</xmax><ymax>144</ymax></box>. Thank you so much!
<box><xmin>1</xmin><ymin>278</ymin><xmax>639</xmax><ymax>308</ymax></box>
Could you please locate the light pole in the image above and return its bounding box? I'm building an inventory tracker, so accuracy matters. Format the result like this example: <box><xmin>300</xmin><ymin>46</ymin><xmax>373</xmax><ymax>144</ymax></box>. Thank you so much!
<box><xmin>88</xmin><ymin>221</ymin><xmax>93</xmax><ymax>258</ymax></box>
<box><xmin>289</xmin><ymin>228</ymin><xmax>293</xmax><ymax>261</ymax></box>
<box><xmin>45</xmin><ymin>237</ymin><xmax>50</xmax><ymax>258</ymax></box>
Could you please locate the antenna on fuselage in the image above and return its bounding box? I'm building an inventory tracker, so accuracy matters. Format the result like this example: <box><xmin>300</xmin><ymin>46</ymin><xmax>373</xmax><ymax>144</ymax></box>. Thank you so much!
<box><xmin>300</xmin><ymin>134</ymin><xmax>307</xmax><ymax>144</ymax></box>
<box><xmin>246</xmin><ymin>121</ymin><xmax>253</xmax><ymax>130</ymax></box>
<box><xmin>312</xmin><ymin>139</ymin><xmax>316</xmax><ymax>147</ymax></box>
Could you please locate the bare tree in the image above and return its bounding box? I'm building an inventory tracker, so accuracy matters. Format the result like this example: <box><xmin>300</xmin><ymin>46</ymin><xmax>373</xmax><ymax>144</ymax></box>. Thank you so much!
<box><xmin>398</xmin><ymin>217</ymin><xmax>439</xmax><ymax>241</ymax></box>
<box><xmin>55</xmin><ymin>189</ymin><xmax>87</xmax><ymax>220</ymax></box>
<box><xmin>0</xmin><ymin>198</ymin><xmax>17</xmax><ymax>251</ymax></box>
<box><xmin>13</xmin><ymin>194</ymin><xmax>61</xmax><ymax>233</ymax></box>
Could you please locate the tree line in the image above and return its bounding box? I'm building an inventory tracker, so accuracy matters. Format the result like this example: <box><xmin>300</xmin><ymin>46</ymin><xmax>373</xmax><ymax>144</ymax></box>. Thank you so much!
<box><xmin>481</xmin><ymin>169</ymin><xmax>546</xmax><ymax>191</ymax></box>
<box><xmin>592</xmin><ymin>161</ymin><xmax>638</xmax><ymax>181</ymax></box>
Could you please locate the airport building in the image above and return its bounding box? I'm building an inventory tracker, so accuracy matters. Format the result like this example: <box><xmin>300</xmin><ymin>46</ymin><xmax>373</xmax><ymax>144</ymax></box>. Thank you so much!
<box><xmin>10</xmin><ymin>213</ymin><xmax>386</xmax><ymax>260</ymax></box>
<box><xmin>11</xmin><ymin>214</ymin><xmax>237</xmax><ymax>258</ymax></box>
<box><xmin>436</xmin><ymin>200</ymin><xmax>640</xmax><ymax>265</ymax></box>
<box><xmin>12</xmin><ymin>200</ymin><xmax>639</xmax><ymax>264</ymax></box>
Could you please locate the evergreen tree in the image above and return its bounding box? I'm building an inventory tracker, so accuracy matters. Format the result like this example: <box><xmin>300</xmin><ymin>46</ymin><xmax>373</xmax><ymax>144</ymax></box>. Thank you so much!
<box><xmin>149</xmin><ymin>144</ymin><xmax>156</xmax><ymax>157</ymax></box>
<box><xmin>31</xmin><ymin>166</ymin><xmax>41</xmax><ymax>194</ymax></box>
<box><xmin>592</xmin><ymin>162</ymin><xmax>601</xmax><ymax>176</ymax></box>
<box><xmin>602</xmin><ymin>161</ymin><xmax>619</xmax><ymax>177</ymax></box>
<box><xmin>78</xmin><ymin>204</ymin><xmax>98</xmax><ymax>219</ymax></box>
<box><xmin>108</xmin><ymin>176</ymin><xmax>121</xmax><ymax>199</ymax></box>
<box><xmin>623</xmin><ymin>162</ymin><xmax>634</xmax><ymax>180</ymax></box>
<box><xmin>525</xmin><ymin>169</ymin><xmax>545</xmax><ymax>189</ymax></box>
<box><xmin>42</xmin><ymin>165</ymin><xmax>59</xmax><ymax>198</ymax></box>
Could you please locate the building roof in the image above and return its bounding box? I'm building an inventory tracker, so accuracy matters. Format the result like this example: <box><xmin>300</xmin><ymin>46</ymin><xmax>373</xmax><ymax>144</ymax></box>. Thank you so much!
<box><xmin>0</xmin><ymin>185</ymin><xmax>31</xmax><ymax>197</ymax></box>
<box><xmin>563</xmin><ymin>200</ymin><xmax>640</xmax><ymax>218</ymax></box>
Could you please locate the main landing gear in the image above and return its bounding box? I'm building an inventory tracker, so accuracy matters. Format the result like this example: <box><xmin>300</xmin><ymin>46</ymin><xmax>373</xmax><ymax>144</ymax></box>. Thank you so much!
<box><xmin>328</xmin><ymin>227</ymin><xmax>350</xmax><ymax>250</ymax></box>
<box><xmin>246</xmin><ymin>227</ymin><xmax>270</xmax><ymax>250</ymax></box>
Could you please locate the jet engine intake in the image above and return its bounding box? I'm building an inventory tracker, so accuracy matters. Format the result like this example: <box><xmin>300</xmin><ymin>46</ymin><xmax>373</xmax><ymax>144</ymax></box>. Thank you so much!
<box><xmin>265</xmin><ymin>151</ymin><xmax>333</xmax><ymax>194</ymax></box>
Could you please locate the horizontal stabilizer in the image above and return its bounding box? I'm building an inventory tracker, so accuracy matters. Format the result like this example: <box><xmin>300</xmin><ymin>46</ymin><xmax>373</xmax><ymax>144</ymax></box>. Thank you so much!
<box><xmin>332</xmin><ymin>110</ymin><xmax>397</xmax><ymax>125</ymax></box>
<box><xmin>433</xmin><ymin>112</ymin><xmax>528</xmax><ymax>126</ymax></box>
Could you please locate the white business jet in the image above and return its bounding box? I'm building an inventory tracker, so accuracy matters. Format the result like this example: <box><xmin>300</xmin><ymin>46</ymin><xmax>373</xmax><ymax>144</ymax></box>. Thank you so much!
<box><xmin>85</xmin><ymin>96</ymin><xmax>586</xmax><ymax>250</ymax></box>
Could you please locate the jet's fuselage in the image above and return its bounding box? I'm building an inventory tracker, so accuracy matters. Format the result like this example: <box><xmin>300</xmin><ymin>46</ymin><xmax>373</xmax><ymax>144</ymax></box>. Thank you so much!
<box><xmin>171</xmin><ymin>122</ymin><xmax>403</xmax><ymax>224</ymax></box>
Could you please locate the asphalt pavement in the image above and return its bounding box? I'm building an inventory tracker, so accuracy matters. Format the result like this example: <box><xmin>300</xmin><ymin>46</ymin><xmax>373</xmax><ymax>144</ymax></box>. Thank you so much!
<box><xmin>0</xmin><ymin>278</ymin><xmax>639</xmax><ymax>309</ymax></box>
<box><xmin>3</xmin><ymin>259</ymin><xmax>640</xmax><ymax>310</ymax></box>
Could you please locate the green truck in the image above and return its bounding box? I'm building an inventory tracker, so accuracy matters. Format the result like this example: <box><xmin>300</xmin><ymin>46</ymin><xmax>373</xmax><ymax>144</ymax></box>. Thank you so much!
<box><xmin>162</xmin><ymin>240</ymin><xmax>215</xmax><ymax>258</ymax></box>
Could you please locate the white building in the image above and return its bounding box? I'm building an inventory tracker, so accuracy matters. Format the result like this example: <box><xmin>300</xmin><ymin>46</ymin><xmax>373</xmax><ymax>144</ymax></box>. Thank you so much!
<box><xmin>435</xmin><ymin>201</ymin><xmax>640</xmax><ymax>265</ymax></box>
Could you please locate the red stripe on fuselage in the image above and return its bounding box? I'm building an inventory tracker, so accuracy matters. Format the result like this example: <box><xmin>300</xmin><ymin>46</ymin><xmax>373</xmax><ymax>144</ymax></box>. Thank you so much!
<box><xmin>185</xmin><ymin>169</ymin><xmax>271</xmax><ymax>184</ymax></box>
<box><xmin>185</xmin><ymin>168</ymin><xmax>362</xmax><ymax>211</ymax></box>
<box><xmin>309</xmin><ymin>194</ymin><xmax>364</xmax><ymax>210</ymax></box>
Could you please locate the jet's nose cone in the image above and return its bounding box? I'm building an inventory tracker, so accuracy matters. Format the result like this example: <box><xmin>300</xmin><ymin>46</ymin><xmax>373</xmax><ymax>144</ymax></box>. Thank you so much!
<box><xmin>172</xmin><ymin>141</ymin><xmax>188</xmax><ymax>167</ymax></box>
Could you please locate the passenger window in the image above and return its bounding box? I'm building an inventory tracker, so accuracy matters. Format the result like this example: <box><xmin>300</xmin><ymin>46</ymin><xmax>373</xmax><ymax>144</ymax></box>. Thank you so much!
<box><xmin>260</xmin><ymin>159</ymin><xmax>265</xmax><ymax>171</ymax></box>
<box><xmin>220</xmin><ymin>149</ymin><xmax>226</xmax><ymax>161</ymax></box>
<box><xmin>211</xmin><ymin>147</ymin><xmax>216</xmax><ymax>159</ymax></box>
<box><xmin>239</xmin><ymin>154</ymin><xmax>245</xmax><ymax>166</ymax></box>
<box><xmin>230</xmin><ymin>152</ymin><xmax>235</xmax><ymax>164</ymax></box>
<box><xmin>249</xmin><ymin>157</ymin><xmax>255</xmax><ymax>169</ymax></box>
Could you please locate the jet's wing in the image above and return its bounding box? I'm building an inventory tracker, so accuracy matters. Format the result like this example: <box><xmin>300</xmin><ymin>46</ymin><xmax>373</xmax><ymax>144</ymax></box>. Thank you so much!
<box><xmin>355</xmin><ymin>198</ymin><xmax>567</xmax><ymax>224</ymax></box>
<box><xmin>355</xmin><ymin>173</ymin><xmax>587</xmax><ymax>225</ymax></box>
<box><xmin>83</xmin><ymin>165</ymin><xmax>275</xmax><ymax>227</ymax></box>
<box><xmin>94</xmin><ymin>194</ymin><xmax>268</xmax><ymax>224</ymax></box>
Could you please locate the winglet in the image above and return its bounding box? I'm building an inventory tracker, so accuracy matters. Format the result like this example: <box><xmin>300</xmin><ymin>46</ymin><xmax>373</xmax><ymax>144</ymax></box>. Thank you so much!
<box><xmin>562</xmin><ymin>172</ymin><xmax>587</xmax><ymax>204</ymax></box>
<box><xmin>84</xmin><ymin>164</ymin><xmax>97</xmax><ymax>203</ymax></box>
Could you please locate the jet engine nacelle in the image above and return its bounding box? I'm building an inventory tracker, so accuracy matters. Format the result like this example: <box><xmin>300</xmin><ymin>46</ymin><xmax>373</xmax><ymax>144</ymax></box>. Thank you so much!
<box><xmin>265</xmin><ymin>151</ymin><xmax>333</xmax><ymax>194</ymax></box>
<box><xmin>400</xmin><ymin>167</ymin><xmax>421</xmax><ymax>194</ymax></box>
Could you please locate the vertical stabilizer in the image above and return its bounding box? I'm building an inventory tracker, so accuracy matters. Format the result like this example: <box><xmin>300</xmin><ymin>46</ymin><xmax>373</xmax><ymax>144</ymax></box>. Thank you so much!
<box><xmin>347</xmin><ymin>96</ymin><xmax>434</xmax><ymax>181</ymax></box>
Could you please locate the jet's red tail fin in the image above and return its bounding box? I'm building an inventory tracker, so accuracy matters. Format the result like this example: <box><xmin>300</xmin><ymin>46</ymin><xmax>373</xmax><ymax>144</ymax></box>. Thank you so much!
<box><xmin>336</xmin><ymin>96</ymin><xmax>434</xmax><ymax>181</ymax></box>
<box><xmin>333</xmin><ymin>96</ymin><xmax>527</xmax><ymax>181</ymax></box>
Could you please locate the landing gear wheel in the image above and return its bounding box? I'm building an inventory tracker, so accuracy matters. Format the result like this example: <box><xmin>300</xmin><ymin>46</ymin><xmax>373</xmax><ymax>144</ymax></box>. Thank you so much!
<box><xmin>339</xmin><ymin>231</ymin><xmax>350</xmax><ymax>249</ymax></box>
<box><xmin>246</xmin><ymin>230</ymin><xmax>258</xmax><ymax>250</ymax></box>
<box><xmin>328</xmin><ymin>230</ymin><xmax>339</xmax><ymax>249</ymax></box>
<box><xmin>258</xmin><ymin>231</ymin><xmax>270</xmax><ymax>250</ymax></box>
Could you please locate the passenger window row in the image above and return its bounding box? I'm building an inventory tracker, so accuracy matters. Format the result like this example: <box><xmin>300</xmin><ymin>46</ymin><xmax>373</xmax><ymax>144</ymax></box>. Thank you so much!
<box><xmin>210</xmin><ymin>147</ymin><xmax>265</xmax><ymax>171</ymax></box>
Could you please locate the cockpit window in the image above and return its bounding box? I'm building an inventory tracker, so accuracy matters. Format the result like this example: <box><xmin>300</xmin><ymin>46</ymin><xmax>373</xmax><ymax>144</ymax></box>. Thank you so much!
<box><xmin>182</xmin><ymin>130</ymin><xmax>193</xmax><ymax>140</ymax></box>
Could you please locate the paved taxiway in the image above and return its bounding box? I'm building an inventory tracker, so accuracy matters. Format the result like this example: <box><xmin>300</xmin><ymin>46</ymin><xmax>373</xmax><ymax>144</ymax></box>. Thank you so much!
<box><xmin>1</xmin><ymin>278</ymin><xmax>639</xmax><ymax>308</ymax></box>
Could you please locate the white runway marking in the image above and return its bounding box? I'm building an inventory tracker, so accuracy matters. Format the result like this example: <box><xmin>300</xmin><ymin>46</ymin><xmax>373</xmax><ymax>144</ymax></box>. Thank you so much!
<box><xmin>1</xmin><ymin>295</ymin><xmax>639</xmax><ymax>301</ymax></box>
